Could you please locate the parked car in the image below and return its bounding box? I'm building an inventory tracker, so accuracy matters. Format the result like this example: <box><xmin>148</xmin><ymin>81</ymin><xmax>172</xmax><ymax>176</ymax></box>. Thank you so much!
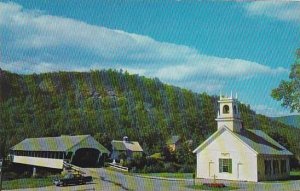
<box><xmin>53</xmin><ymin>173</ymin><xmax>93</xmax><ymax>186</ymax></box>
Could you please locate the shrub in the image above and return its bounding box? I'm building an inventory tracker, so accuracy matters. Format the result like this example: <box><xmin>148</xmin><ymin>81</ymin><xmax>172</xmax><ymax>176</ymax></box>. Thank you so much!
<box><xmin>164</xmin><ymin>162</ymin><xmax>179</xmax><ymax>173</ymax></box>
<box><xmin>3</xmin><ymin>172</ymin><xmax>19</xmax><ymax>180</ymax></box>
<box><xmin>178</xmin><ymin>164</ymin><xmax>194</xmax><ymax>173</ymax></box>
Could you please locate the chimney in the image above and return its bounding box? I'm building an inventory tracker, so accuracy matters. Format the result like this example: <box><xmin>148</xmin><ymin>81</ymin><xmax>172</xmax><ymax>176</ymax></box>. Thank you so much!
<box><xmin>123</xmin><ymin>136</ymin><xmax>129</xmax><ymax>142</ymax></box>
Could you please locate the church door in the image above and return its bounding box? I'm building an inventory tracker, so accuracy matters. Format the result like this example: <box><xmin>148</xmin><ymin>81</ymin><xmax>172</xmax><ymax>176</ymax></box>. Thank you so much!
<box><xmin>209</xmin><ymin>162</ymin><xmax>215</xmax><ymax>178</ymax></box>
<box><xmin>237</xmin><ymin>163</ymin><xmax>243</xmax><ymax>180</ymax></box>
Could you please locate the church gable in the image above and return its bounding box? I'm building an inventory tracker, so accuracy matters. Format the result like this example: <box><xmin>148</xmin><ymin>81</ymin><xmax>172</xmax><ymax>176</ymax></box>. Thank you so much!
<box><xmin>193</xmin><ymin>127</ymin><xmax>257</xmax><ymax>155</ymax></box>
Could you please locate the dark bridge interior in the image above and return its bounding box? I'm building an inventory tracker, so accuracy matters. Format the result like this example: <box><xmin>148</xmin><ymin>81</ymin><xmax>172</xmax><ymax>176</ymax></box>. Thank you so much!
<box><xmin>71</xmin><ymin>148</ymin><xmax>100</xmax><ymax>167</ymax></box>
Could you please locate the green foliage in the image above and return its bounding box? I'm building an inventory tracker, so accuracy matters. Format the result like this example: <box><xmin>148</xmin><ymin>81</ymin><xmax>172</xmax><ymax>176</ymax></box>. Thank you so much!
<box><xmin>149</xmin><ymin>152</ymin><xmax>163</xmax><ymax>160</ymax></box>
<box><xmin>271</xmin><ymin>49</ymin><xmax>300</xmax><ymax>112</ymax></box>
<box><xmin>0</xmin><ymin>69</ymin><xmax>300</xmax><ymax>168</ymax></box>
<box><xmin>175</xmin><ymin>142</ymin><xmax>195</xmax><ymax>165</ymax></box>
<box><xmin>2</xmin><ymin>177</ymin><xmax>54</xmax><ymax>190</ymax></box>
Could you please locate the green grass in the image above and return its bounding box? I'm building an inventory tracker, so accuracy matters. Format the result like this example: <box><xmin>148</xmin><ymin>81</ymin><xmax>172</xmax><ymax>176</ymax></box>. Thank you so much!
<box><xmin>106</xmin><ymin>167</ymin><xmax>193</xmax><ymax>179</ymax></box>
<box><xmin>187</xmin><ymin>184</ymin><xmax>238</xmax><ymax>190</ymax></box>
<box><xmin>2</xmin><ymin>177</ymin><xmax>54</xmax><ymax>190</ymax></box>
<box><xmin>142</xmin><ymin>172</ymin><xmax>193</xmax><ymax>179</ymax></box>
<box><xmin>290</xmin><ymin>170</ymin><xmax>300</xmax><ymax>176</ymax></box>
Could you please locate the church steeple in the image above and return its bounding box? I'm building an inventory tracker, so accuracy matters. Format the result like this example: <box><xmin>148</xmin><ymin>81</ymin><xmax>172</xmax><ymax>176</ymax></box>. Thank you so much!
<box><xmin>216</xmin><ymin>93</ymin><xmax>243</xmax><ymax>132</ymax></box>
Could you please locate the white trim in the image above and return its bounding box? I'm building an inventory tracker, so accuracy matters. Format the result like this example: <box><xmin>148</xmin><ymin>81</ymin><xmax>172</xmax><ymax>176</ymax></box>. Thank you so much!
<box><xmin>193</xmin><ymin>126</ymin><xmax>258</xmax><ymax>155</ymax></box>
<box><xmin>192</xmin><ymin>127</ymin><xmax>225</xmax><ymax>153</ymax></box>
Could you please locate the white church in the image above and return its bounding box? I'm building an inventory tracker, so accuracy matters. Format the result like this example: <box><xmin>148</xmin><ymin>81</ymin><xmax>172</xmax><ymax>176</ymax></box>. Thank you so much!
<box><xmin>193</xmin><ymin>94</ymin><xmax>293</xmax><ymax>182</ymax></box>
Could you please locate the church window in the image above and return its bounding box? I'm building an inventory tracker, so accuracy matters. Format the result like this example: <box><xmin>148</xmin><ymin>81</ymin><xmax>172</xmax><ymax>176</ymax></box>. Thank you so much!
<box><xmin>265</xmin><ymin>160</ymin><xmax>272</xmax><ymax>176</ymax></box>
<box><xmin>219</xmin><ymin>158</ymin><xmax>232</xmax><ymax>173</ymax></box>
<box><xmin>223</xmin><ymin>105</ymin><xmax>230</xmax><ymax>114</ymax></box>
<box><xmin>281</xmin><ymin>160</ymin><xmax>287</xmax><ymax>173</ymax></box>
<box><xmin>273</xmin><ymin>160</ymin><xmax>279</xmax><ymax>174</ymax></box>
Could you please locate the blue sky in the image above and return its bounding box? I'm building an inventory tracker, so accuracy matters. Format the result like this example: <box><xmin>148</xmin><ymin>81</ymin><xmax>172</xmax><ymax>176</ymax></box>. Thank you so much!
<box><xmin>0</xmin><ymin>1</ymin><xmax>299</xmax><ymax>117</ymax></box>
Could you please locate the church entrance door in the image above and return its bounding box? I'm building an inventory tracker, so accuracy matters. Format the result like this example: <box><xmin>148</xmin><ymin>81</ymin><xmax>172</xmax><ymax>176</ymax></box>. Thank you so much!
<box><xmin>237</xmin><ymin>163</ymin><xmax>244</xmax><ymax>180</ymax></box>
<box><xmin>209</xmin><ymin>162</ymin><xmax>215</xmax><ymax>178</ymax></box>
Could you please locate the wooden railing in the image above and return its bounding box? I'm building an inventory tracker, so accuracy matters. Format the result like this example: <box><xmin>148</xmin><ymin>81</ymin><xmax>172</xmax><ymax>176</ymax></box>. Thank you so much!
<box><xmin>63</xmin><ymin>161</ymin><xmax>85</xmax><ymax>174</ymax></box>
<box><xmin>108</xmin><ymin>162</ymin><xmax>128</xmax><ymax>172</ymax></box>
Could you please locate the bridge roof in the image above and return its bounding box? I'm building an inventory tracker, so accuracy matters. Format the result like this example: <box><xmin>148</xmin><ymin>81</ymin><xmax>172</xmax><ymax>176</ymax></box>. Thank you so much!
<box><xmin>10</xmin><ymin>135</ymin><xmax>110</xmax><ymax>154</ymax></box>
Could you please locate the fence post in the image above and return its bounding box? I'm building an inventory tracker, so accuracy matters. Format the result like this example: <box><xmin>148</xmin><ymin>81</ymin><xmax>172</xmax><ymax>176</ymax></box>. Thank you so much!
<box><xmin>193</xmin><ymin>172</ymin><xmax>195</xmax><ymax>186</ymax></box>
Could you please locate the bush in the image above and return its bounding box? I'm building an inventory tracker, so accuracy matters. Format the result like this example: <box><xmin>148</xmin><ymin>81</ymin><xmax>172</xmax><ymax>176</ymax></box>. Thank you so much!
<box><xmin>178</xmin><ymin>164</ymin><xmax>194</xmax><ymax>173</ymax></box>
<box><xmin>3</xmin><ymin>172</ymin><xmax>19</xmax><ymax>180</ymax></box>
<box><xmin>137</xmin><ymin>157</ymin><xmax>165</xmax><ymax>173</ymax></box>
<box><xmin>164</xmin><ymin>162</ymin><xmax>179</xmax><ymax>173</ymax></box>
<box><xmin>142</xmin><ymin>162</ymin><xmax>164</xmax><ymax>173</ymax></box>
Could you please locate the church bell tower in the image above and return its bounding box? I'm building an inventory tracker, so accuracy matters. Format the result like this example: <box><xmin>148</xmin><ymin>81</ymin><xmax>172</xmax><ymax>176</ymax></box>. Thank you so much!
<box><xmin>216</xmin><ymin>92</ymin><xmax>243</xmax><ymax>133</ymax></box>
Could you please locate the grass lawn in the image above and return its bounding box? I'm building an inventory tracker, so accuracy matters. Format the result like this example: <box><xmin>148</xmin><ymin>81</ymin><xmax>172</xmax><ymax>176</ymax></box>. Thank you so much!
<box><xmin>141</xmin><ymin>172</ymin><xmax>193</xmax><ymax>179</ymax></box>
<box><xmin>290</xmin><ymin>170</ymin><xmax>300</xmax><ymax>176</ymax></box>
<box><xmin>2</xmin><ymin>177</ymin><xmax>54</xmax><ymax>190</ymax></box>
<box><xmin>106</xmin><ymin>167</ymin><xmax>194</xmax><ymax>179</ymax></box>
<box><xmin>186</xmin><ymin>184</ymin><xmax>238</xmax><ymax>190</ymax></box>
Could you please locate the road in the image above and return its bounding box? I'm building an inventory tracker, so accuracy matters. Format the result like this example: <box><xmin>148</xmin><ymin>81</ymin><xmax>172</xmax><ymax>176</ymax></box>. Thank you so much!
<box><xmin>86</xmin><ymin>168</ymin><xmax>300</xmax><ymax>191</ymax></box>
<box><xmin>6</xmin><ymin>168</ymin><xmax>300</xmax><ymax>191</ymax></box>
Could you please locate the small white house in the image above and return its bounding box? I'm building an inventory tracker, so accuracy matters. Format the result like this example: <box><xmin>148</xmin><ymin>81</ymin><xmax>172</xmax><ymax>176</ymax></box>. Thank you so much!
<box><xmin>193</xmin><ymin>95</ymin><xmax>293</xmax><ymax>182</ymax></box>
<box><xmin>111</xmin><ymin>136</ymin><xmax>143</xmax><ymax>162</ymax></box>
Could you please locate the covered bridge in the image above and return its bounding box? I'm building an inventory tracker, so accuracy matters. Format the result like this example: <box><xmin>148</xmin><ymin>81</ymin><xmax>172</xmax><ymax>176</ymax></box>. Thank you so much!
<box><xmin>10</xmin><ymin>135</ymin><xmax>110</xmax><ymax>169</ymax></box>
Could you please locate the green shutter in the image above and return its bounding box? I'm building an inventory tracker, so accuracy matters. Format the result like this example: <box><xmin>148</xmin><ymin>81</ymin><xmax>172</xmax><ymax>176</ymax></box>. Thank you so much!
<box><xmin>219</xmin><ymin>159</ymin><xmax>222</xmax><ymax>172</ymax></box>
<box><xmin>228</xmin><ymin>159</ymin><xmax>232</xmax><ymax>173</ymax></box>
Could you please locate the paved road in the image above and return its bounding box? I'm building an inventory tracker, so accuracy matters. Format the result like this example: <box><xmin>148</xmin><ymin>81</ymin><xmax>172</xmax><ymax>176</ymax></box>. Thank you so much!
<box><xmin>5</xmin><ymin>168</ymin><xmax>127</xmax><ymax>191</ymax></box>
<box><xmin>5</xmin><ymin>168</ymin><xmax>300</xmax><ymax>191</ymax></box>
<box><xmin>87</xmin><ymin>168</ymin><xmax>300</xmax><ymax>191</ymax></box>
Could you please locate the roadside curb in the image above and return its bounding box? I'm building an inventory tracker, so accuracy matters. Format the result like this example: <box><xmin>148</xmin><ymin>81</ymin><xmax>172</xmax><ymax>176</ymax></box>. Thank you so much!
<box><xmin>130</xmin><ymin>174</ymin><xmax>194</xmax><ymax>182</ymax></box>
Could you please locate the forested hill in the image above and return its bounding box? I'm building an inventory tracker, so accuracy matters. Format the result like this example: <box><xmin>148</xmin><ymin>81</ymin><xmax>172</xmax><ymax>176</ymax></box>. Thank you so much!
<box><xmin>272</xmin><ymin>115</ymin><xmax>300</xmax><ymax>129</ymax></box>
<box><xmin>0</xmin><ymin>69</ymin><xmax>299</xmax><ymax>164</ymax></box>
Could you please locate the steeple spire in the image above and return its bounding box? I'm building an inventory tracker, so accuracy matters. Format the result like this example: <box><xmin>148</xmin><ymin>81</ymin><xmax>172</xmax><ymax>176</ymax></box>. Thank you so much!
<box><xmin>215</xmin><ymin>93</ymin><xmax>243</xmax><ymax>132</ymax></box>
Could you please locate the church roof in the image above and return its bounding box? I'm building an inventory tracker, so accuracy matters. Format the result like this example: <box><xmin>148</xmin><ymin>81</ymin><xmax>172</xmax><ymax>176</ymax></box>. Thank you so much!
<box><xmin>235</xmin><ymin>129</ymin><xmax>292</xmax><ymax>155</ymax></box>
<box><xmin>193</xmin><ymin>126</ymin><xmax>293</xmax><ymax>156</ymax></box>
<box><xmin>10</xmin><ymin>135</ymin><xmax>110</xmax><ymax>154</ymax></box>
<box><xmin>112</xmin><ymin>140</ymin><xmax>143</xmax><ymax>152</ymax></box>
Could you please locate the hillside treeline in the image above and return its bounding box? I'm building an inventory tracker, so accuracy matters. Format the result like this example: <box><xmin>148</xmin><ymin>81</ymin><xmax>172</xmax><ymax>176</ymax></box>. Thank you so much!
<box><xmin>0</xmin><ymin>69</ymin><xmax>299</xmax><ymax>166</ymax></box>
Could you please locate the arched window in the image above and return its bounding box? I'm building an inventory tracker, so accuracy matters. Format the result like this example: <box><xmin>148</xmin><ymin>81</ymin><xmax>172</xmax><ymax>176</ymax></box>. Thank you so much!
<box><xmin>223</xmin><ymin>105</ymin><xmax>230</xmax><ymax>114</ymax></box>
<box><xmin>233</xmin><ymin>105</ymin><xmax>237</xmax><ymax>114</ymax></box>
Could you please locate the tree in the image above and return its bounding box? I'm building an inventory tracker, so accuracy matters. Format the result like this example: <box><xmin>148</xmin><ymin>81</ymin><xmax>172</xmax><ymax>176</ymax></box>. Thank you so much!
<box><xmin>271</xmin><ymin>49</ymin><xmax>300</xmax><ymax>112</ymax></box>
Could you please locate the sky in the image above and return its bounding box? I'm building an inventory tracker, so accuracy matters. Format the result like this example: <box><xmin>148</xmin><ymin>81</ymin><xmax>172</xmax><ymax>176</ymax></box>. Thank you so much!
<box><xmin>0</xmin><ymin>1</ymin><xmax>300</xmax><ymax>117</ymax></box>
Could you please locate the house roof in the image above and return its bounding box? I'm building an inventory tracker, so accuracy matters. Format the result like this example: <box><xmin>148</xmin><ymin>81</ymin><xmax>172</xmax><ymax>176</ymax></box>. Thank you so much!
<box><xmin>166</xmin><ymin>136</ymin><xmax>181</xmax><ymax>145</ymax></box>
<box><xmin>10</xmin><ymin>135</ymin><xmax>110</xmax><ymax>154</ymax></box>
<box><xmin>111</xmin><ymin>140</ymin><xmax>143</xmax><ymax>152</ymax></box>
<box><xmin>193</xmin><ymin>126</ymin><xmax>293</xmax><ymax>156</ymax></box>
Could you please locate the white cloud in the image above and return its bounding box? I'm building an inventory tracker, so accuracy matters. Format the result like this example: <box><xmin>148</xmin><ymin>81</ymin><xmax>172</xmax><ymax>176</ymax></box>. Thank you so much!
<box><xmin>155</xmin><ymin>56</ymin><xmax>288</xmax><ymax>81</ymax></box>
<box><xmin>0</xmin><ymin>2</ymin><xmax>288</xmax><ymax>93</ymax></box>
<box><xmin>244</xmin><ymin>2</ymin><xmax>300</xmax><ymax>22</ymax></box>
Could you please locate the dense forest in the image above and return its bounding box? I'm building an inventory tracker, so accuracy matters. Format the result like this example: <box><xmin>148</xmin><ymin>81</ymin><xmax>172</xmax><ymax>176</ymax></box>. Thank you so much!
<box><xmin>0</xmin><ymin>68</ymin><xmax>299</xmax><ymax>167</ymax></box>
<box><xmin>272</xmin><ymin>115</ymin><xmax>300</xmax><ymax>129</ymax></box>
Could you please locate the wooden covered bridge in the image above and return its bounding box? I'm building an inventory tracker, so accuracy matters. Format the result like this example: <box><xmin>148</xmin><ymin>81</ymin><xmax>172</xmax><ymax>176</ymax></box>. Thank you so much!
<box><xmin>9</xmin><ymin>135</ymin><xmax>110</xmax><ymax>169</ymax></box>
